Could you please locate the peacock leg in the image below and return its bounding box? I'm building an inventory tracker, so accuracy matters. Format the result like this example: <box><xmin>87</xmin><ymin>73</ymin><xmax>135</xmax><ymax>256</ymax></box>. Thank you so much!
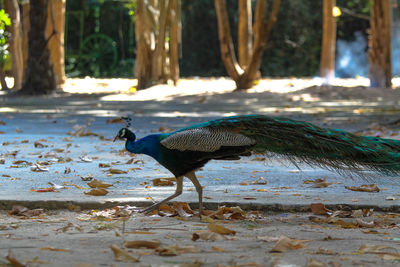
<box><xmin>185</xmin><ymin>171</ymin><xmax>203</xmax><ymax>217</ymax></box>
<box><xmin>140</xmin><ymin>176</ymin><xmax>183</xmax><ymax>214</ymax></box>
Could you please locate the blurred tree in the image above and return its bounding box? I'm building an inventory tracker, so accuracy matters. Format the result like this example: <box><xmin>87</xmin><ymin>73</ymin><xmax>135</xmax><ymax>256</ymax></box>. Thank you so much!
<box><xmin>46</xmin><ymin>0</ymin><xmax>66</xmax><ymax>85</ymax></box>
<box><xmin>320</xmin><ymin>0</ymin><xmax>337</xmax><ymax>82</ymax></box>
<box><xmin>4</xmin><ymin>0</ymin><xmax>23</xmax><ymax>90</ymax></box>
<box><xmin>19</xmin><ymin>0</ymin><xmax>56</xmax><ymax>95</ymax></box>
<box><xmin>368</xmin><ymin>0</ymin><xmax>392</xmax><ymax>88</ymax></box>
<box><xmin>214</xmin><ymin>0</ymin><xmax>281</xmax><ymax>89</ymax></box>
<box><xmin>0</xmin><ymin>9</ymin><xmax>11</xmax><ymax>91</ymax></box>
<box><xmin>135</xmin><ymin>0</ymin><xmax>181</xmax><ymax>90</ymax></box>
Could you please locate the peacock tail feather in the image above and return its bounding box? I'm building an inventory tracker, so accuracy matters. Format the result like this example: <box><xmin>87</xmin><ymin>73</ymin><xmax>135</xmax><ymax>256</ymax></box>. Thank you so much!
<box><xmin>160</xmin><ymin>115</ymin><xmax>400</xmax><ymax>176</ymax></box>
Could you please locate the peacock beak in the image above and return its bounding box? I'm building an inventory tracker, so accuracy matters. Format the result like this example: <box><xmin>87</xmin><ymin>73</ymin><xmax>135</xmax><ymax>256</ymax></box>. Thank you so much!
<box><xmin>113</xmin><ymin>135</ymin><xmax>119</xmax><ymax>142</ymax></box>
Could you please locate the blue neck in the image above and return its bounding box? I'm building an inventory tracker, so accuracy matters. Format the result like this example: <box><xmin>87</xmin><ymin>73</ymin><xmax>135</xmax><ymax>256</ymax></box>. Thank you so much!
<box><xmin>125</xmin><ymin>134</ymin><xmax>162</xmax><ymax>159</ymax></box>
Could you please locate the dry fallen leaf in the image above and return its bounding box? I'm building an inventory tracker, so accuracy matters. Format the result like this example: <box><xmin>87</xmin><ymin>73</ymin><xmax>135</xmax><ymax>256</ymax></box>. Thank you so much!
<box><xmin>345</xmin><ymin>184</ymin><xmax>380</xmax><ymax>192</ymax></box>
<box><xmin>6</xmin><ymin>250</ymin><xmax>25</xmax><ymax>267</ymax></box>
<box><xmin>124</xmin><ymin>240</ymin><xmax>161</xmax><ymax>249</ymax></box>
<box><xmin>270</xmin><ymin>235</ymin><xmax>308</xmax><ymax>252</ymax></box>
<box><xmin>30</xmin><ymin>164</ymin><xmax>49</xmax><ymax>172</ymax></box>
<box><xmin>306</xmin><ymin>258</ymin><xmax>325</xmax><ymax>267</ymax></box>
<box><xmin>108</xmin><ymin>168</ymin><xmax>128</xmax><ymax>174</ymax></box>
<box><xmin>8</xmin><ymin>205</ymin><xmax>44</xmax><ymax>217</ymax></box>
<box><xmin>156</xmin><ymin>245</ymin><xmax>199</xmax><ymax>256</ymax></box>
<box><xmin>208</xmin><ymin>223</ymin><xmax>236</xmax><ymax>235</ymax></box>
<box><xmin>34</xmin><ymin>141</ymin><xmax>48</xmax><ymax>148</ymax></box>
<box><xmin>31</xmin><ymin>187</ymin><xmax>55</xmax><ymax>193</ymax></box>
<box><xmin>311</xmin><ymin>203</ymin><xmax>331</xmax><ymax>215</ymax></box>
<box><xmin>98</xmin><ymin>163</ymin><xmax>111</xmax><ymax>168</ymax></box>
<box><xmin>358</xmin><ymin>244</ymin><xmax>393</xmax><ymax>253</ymax></box>
<box><xmin>192</xmin><ymin>232</ymin><xmax>227</xmax><ymax>241</ymax></box>
<box><xmin>84</xmin><ymin>188</ymin><xmax>109</xmax><ymax>196</ymax></box>
<box><xmin>87</xmin><ymin>179</ymin><xmax>113</xmax><ymax>189</ymax></box>
<box><xmin>172</xmin><ymin>202</ymin><xmax>194</xmax><ymax>217</ymax></box>
<box><xmin>152</xmin><ymin>178</ymin><xmax>175</xmax><ymax>186</ymax></box>
<box><xmin>40</xmin><ymin>247</ymin><xmax>71</xmax><ymax>252</ymax></box>
<box><xmin>110</xmin><ymin>244</ymin><xmax>139</xmax><ymax>262</ymax></box>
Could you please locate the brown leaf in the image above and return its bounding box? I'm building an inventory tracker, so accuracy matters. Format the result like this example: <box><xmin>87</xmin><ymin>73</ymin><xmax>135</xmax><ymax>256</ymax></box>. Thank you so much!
<box><xmin>8</xmin><ymin>205</ymin><xmax>44</xmax><ymax>217</ymax></box>
<box><xmin>124</xmin><ymin>240</ymin><xmax>161</xmax><ymax>249</ymax></box>
<box><xmin>157</xmin><ymin>203</ymin><xmax>176</xmax><ymax>216</ymax></box>
<box><xmin>311</xmin><ymin>177</ymin><xmax>334</xmax><ymax>188</ymax></box>
<box><xmin>152</xmin><ymin>178</ymin><xmax>174</xmax><ymax>186</ymax></box>
<box><xmin>311</xmin><ymin>203</ymin><xmax>331</xmax><ymax>215</ymax></box>
<box><xmin>358</xmin><ymin>244</ymin><xmax>392</xmax><ymax>253</ymax></box>
<box><xmin>87</xmin><ymin>179</ymin><xmax>113</xmax><ymax>189</ymax></box>
<box><xmin>108</xmin><ymin>168</ymin><xmax>128</xmax><ymax>174</ymax></box>
<box><xmin>31</xmin><ymin>187</ymin><xmax>54</xmax><ymax>192</ymax></box>
<box><xmin>250</xmin><ymin>177</ymin><xmax>268</xmax><ymax>185</ymax></box>
<box><xmin>270</xmin><ymin>235</ymin><xmax>308</xmax><ymax>252</ymax></box>
<box><xmin>306</xmin><ymin>258</ymin><xmax>325</xmax><ymax>267</ymax></box>
<box><xmin>34</xmin><ymin>141</ymin><xmax>48</xmax><ymax>148</ymax></box>
<box><xmin>98</xmin><ymin>163</ymin><xmax>111</xmax><ymax>168</ymax></box>
<box><xmin>208</xmin><ymin>223</ymin><xmax>236</xmax><ymax>235</ymax></box>
<box><xmin>6</xmin><ymin>251</ymin><xmax>25</xmax><ymax>267</ymax></box>
<box><xmin>380</xmin><ymin>253</ymin><xmax>400</xmax><ymax>260</ymax></box>
<box><xmin>40</xmin><ymin>247</ymin><xmax>71</xmax><ymax>252</ymax></box>
<box><xmin>193</xmin><ymin>231</ymin><xmax>227</xmax><ymax>241</ymax></box>
<box><xmin>345</xmin><ymin>184</ymin><xmax>380</xmax><ymax>192</ymax></box>
<box><xmin>30</xmin><ymin>164</ymin><xmax>49</xmax><ymax>172</ymax></box>
<box><xmin>172</xmin><ymin>202</ymin><xmax>194</xmax><ymax>217</ymax></box>
<box><xmin>156</xmin><ymin>245</ymin><xmax>199</xmax><ymax>256</ymax></box>
<box><xmin>356</xmin><ymin>219</ymin><xmax>375</xmax><ymax>228</ymax></box>
<box><xmin>84</xmin><ymin>188</ymin><xmax>109</xmax><ymax>196</ymax></box>
<box><xmin>110</xmin><ymin>244</ymin><xmax>139</xmax><ymax>262</ymax></box>
<box><xmin>212</xmin><ymin>246</ymin><xmax>225</xmax><ymax>252</ymax></box>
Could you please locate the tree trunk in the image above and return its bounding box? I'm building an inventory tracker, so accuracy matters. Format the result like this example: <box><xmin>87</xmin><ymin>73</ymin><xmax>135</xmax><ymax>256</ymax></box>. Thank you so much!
<box><xmin>20</xmin><ymin>0</ymin><xmax>57</xmax><ymax>95</ymax></box>
<box><xmin>215</xmin><ymin>0</ymin><xmax>281</xmax><ymax>90</ymax></box>
<box><xmin>169</xmin><ymin>0</ymin><xmax>181</xmax><ymax>85</ymax></box>
<box><xmin>0</xmin><ymin>66</ymin><xmax>9</xmax><ymax>90</ymax></box>
<box><xmin>368</xmin><ymin>0</ymin><xmax>392</xmax><ymax>88</ymax></box>
<box><xmin>238</xmin><ymin>0</ymin><xmax>252</xmax><ymax>68</ymax></box>
<box><xmin>21</xmin><ymin>2</ymin><xmax>30</xmax><ymax>77</ymax></box>
<box><xmin>320</xmin><ymin>0</ymin><xmax>336</xmax><ymax>83</ymax></box>
<box><xmin>46</xmin><ymin>0</ymin><xmax>66</xmax><ymax>86</ymax></box>
<box><xmin>135</xmin><ymin>0</ymin><xmax>181</xmax><ymax>90</ymax></box>
<box><xmin>135</xmin><ymin>0</ymin><xmax>153</xmax><ymax>90</ymax></box>
<box><xmin>4</xmin><ymin>0</ymin><xmax>24</xmax><ymax>90</ymax></box>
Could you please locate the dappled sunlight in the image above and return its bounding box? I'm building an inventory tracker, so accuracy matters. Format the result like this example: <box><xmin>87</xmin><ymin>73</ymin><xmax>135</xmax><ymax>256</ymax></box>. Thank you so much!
<box><xmin>99</xmin><ymin>78</ymin><xmax>236</xmax><ymax>101</ymax></box>
<box><xmin>62</xmin><ymin>77</ymin><xmax>400</xmax><ymax>103</ymax></box>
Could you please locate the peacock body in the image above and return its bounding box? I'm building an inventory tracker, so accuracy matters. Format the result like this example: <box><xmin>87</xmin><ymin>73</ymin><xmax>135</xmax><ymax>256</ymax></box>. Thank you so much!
<box><xmin>115</xmin><ymin>114</ymin><xmax>400</xmax><ymax>215</ymax></box>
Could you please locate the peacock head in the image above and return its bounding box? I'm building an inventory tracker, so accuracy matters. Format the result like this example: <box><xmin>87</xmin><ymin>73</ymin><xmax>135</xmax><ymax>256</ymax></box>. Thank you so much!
<box><xmin>114</xmin><ymin>128</ymin><xmax>136</xmax><ymax>142</ymax></box>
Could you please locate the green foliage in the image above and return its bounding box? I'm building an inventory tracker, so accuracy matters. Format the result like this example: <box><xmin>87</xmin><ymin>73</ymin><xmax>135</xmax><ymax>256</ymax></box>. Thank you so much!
<box><xmin>0</xmin><ymin>9</ymin><xmax>11</xmax><ymax>66</ymax></box>
<box><xmin>64</xmin><ymin>0</ymin><xmax>372</xmax><ymax>78</ymax></box>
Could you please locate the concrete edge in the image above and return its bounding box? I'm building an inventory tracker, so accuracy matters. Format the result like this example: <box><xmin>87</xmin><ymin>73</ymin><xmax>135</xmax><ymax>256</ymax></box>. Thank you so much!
<box><xmin>1</xmin><ymin>200</ymin><xmax>400</xmax><ymax>213</ymax></box>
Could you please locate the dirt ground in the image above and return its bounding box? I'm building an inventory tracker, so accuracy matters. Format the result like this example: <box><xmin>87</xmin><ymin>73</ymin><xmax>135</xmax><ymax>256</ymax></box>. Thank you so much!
<box><xmin>1</xmin><ymin>206</ymin><xmax>400</xmax><ymax>267</ymax></box>
<box><xmin>1</xmin><ymin>78</ymin><xmax>400</xmax><ymax>266</ymax></box>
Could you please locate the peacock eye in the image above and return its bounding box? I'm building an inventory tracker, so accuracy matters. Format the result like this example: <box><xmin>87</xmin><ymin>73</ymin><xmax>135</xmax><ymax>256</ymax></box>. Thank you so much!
<box><xmin>120</xmin><ymin>129</ymin><xmax>126</xmax><ymax>137</ymax></box>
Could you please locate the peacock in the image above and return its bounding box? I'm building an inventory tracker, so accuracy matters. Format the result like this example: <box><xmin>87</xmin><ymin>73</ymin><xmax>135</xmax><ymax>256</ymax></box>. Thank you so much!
<box><xmin>114</xmin><ymin>114</ymin><xmax>400</xmax><ymax>216</ymax></box>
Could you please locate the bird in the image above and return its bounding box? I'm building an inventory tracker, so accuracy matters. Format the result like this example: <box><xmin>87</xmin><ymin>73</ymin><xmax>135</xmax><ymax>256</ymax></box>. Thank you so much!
<box><xmin>114</xmin><ymin>114</ymin><xmax>400</xmax><ymax>216</ymax></box>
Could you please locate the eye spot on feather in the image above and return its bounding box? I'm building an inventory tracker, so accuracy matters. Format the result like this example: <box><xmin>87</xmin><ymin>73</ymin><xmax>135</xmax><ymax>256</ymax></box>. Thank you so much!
<box><xmin>373</xmin><ymin>138</ymin><xmax>379</xmax><ymax>141</ymax></box>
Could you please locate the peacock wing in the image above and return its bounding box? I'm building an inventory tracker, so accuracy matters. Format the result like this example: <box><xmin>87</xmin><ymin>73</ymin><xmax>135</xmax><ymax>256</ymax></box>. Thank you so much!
<box><xmin>160</xmin><ymin>127</ymin><xmax>256</xmax><ymax>152</ymax></box>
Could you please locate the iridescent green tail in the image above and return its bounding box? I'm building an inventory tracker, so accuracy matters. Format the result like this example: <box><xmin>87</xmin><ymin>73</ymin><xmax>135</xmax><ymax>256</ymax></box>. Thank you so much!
<box><xmin>207</xmin><ymin>115</ymin><xmax>400</xmax><ymax>176</ymax></box>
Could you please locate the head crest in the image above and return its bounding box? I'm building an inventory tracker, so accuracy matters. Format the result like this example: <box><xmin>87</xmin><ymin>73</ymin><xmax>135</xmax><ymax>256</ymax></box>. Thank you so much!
<box><xmin>121</xmin><ymin>116</ymin><xmax>132</xmax><ymax>128</ymax></box>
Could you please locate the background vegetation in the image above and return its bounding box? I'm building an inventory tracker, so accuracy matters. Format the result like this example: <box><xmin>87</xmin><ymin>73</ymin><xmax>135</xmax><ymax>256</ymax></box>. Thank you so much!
<box><xmin>64</xmin><ymin>0</ymin><xmax>372</xmax><ymax>78</ymax></box>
